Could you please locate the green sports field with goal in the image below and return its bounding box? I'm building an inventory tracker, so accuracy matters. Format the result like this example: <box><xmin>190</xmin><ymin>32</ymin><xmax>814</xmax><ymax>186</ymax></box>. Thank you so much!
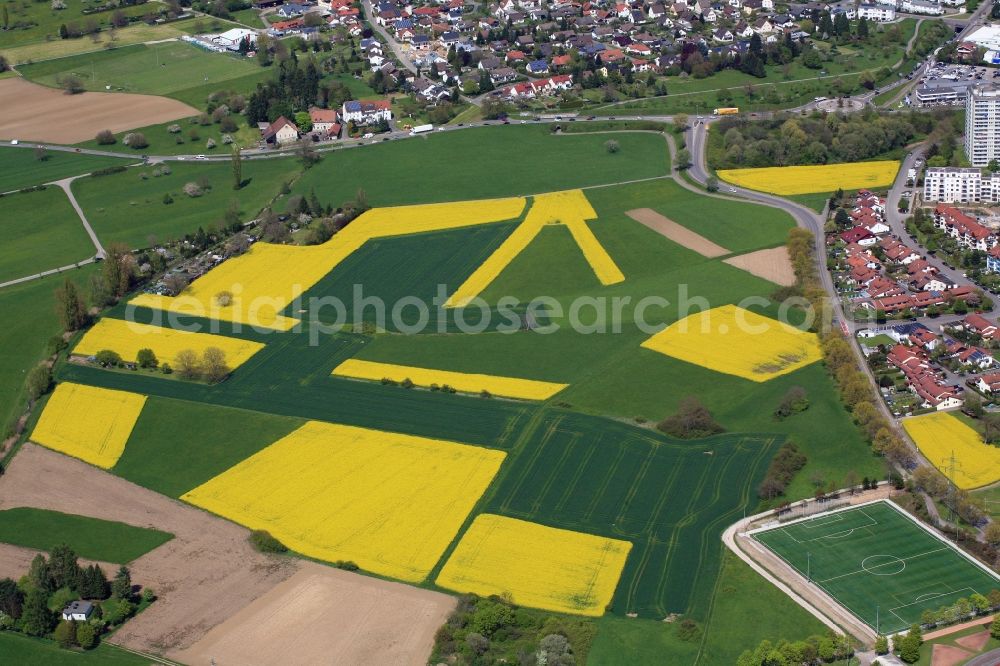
<box><xmin>753</xmin><ymin>501</ymin><xmax>1000</xmax><ymax>634</ymax></box>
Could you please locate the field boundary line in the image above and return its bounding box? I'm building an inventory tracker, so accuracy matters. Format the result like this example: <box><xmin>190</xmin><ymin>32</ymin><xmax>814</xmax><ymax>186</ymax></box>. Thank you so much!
<box><xmin>882</xmin><ymin>500</ymin><xmax>1000</xmax><ymax>584</ymax></box>
<box><xmin>887</xmin><ymin>587</ymin><xmax>977</xmax><ymax>626</ymax></box>
<box><xmin>815</xmin><ymin>547</ymin><xmax>949</xmax><ymax>585</ymax></box>
<box><xmin>746</xmin><ymin>498</ymin><xmax>888</xmax><ymax>536</ymax></box>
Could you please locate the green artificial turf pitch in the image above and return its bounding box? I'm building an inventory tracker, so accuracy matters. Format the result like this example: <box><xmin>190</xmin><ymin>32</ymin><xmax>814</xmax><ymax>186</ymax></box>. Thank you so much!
<box><xmin>753</xmin><ymin>501</ymin><xmax>1000</xmax><ymax>634</ymax></box>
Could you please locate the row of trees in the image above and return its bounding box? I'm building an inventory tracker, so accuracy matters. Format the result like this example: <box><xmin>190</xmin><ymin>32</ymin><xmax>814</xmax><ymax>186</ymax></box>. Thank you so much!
<box><xmin>758</xmin><ymin>441</ymin><xmax>808</xmax><ymax>500</ymax></box>
<box><xmin>737</xmin><ymin>631</ymin><xmax>853</xmax><ymax>666</ymax></box>
<box><xmin>786</xmin><ymin>228</ymin><xmax>914</xmax><ymax>469</ymax></box>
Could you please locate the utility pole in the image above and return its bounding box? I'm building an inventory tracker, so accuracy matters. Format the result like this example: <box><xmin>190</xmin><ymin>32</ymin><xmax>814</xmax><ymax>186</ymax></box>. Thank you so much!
<box><xmin>807</xmin><ymin>551</ymin><xmax>811</xmax><ymax>582</ymax></box>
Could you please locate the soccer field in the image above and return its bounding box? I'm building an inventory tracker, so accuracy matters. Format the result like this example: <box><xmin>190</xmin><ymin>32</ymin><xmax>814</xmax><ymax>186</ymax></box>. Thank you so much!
<box><xmin>753</xmin><ymin>501</ymin><xmax>1000</xmax><ymax>634</ymax></box>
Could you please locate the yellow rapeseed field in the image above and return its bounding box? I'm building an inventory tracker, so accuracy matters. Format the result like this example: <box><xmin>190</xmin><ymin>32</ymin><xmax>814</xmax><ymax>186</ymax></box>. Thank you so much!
<box><xmin>182</xmin><ymin>421</ymin><xmax>506</xmax><ymax>582</ymax></box>
<box><xmin>436</xmin><ymin>514</ymin><xmax>631</xmax><ymax>616</ymax></box>
<box><xmin>73</xmin><ymin>318</ymin><xmax>264</xmax><ymax>369</ymax></box>
<box><xmin>446</xmin><ymin>189</ymin><xmax>623</xmax><ymax>307</ymax></box>
<box><xmin>717</xmin><ymin>161</ymin><xmax>900</xmax><ymax>195</ymax></box>
<box><xmin>31</xmin><ymin>382</ymin><xmax>147</xmax><ymax>468</ymax></box>
<box><xmin>131</xmin><ymin>198</ymin><xmax>526</xmax><ymax>330</ymax></box>
<box><xmin>902</xmin><ymin>412</ymin><xmax>1000</xmax><ymax>489</ymax></box>
<box><xmin>641</xmin><ymin>305</ymin><xmax>821</xmax><ymax>382</ymax></box>
<box><xmin>332</xmin><ymin>358</ymin><xmax>568</xmax><ymax>400</ymax></box>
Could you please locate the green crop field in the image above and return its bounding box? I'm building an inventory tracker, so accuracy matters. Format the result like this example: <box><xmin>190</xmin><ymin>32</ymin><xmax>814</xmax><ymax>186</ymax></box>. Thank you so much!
<box><xmin>18</xmin><ymin>42</ymin><xmax>262</xmax><ymax>101</ymax></box>
<box><xmin>754</xmin><ymin>501</ymin><xmax>1000</xmax><ymax>634</ymax></box>
<box><xmin>71</xmin><ymin>159</ymin><xmax>302</xmax><ymax>249</ymax></box>
<box><xmin>114</xmin><ymin>397</ymin><xmax>305</xmax><ymax>497</ymax></box>
<box><xmin>0</xmin><ymin>149</ymin><xmax>133</xmax><ymax>192</ymax></box>
<box><xmin>0</xmin><ymin>632</ymin><xmax>151</xmax><ymax>666</ymax></box>
<box><xmin>0</xmin><ymin>507</ymin><xmax>172</xmax><ymax>562</ymax></box>
<box><xmin>299</xmin><ymin>220</ymin><xmax>526</xmax><ymax>333</ymax></box>
<box><xmin>292</xmin><ymin>125</ymin><xmax>671</xmax><ymax>207</ymax></box>
<box><xmin>0</xmin><ymin>187</ymin><xmax>95</xmax><ymax>283</ymax></box>
<box><xmin>468</xmin><ymin>410</ymin><xmax>780</xmax><ymax>618</ymax></box>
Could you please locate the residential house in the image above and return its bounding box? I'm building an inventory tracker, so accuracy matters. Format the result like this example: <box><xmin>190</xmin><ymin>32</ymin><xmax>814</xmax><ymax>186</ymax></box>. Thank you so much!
<box><xmin>308</xmin><ymin>107</ymin><xmax>340</xmax><ymax>137</ymax></box>
<box><xmin>261</xmin><ymin>116</ymin><xmax>300</xmax><ymax>145</ymax></box>
<box><xmin>963</xmin><ymin>313</ymin><xmax>999</xmax><ymax>339</ymax></box>
<box><xmin>62</xmin><ymin>601</ymin><xmax>94</xmax><ymax>622</ymax></box>
<box><xmin>341</xmin><ymin>99</ymin><xmax>392</xmax><ymax>125</ymax></box>
<box><xmin>977</xmin><ymin>372</ymin><xmax>1000</xmax><ymax>393</ymax></box>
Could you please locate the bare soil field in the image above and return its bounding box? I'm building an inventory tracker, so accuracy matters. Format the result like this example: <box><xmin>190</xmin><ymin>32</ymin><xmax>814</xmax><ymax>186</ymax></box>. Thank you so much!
<box><xmin>0</xmin><ymin>542</ymin><xmax>115</xmax><ymax>581</ymax></box>
<box><xmin>932</xmin><ymin>644</ymin><xmax>973</xmax><ymax>666</ymax></box>
<box><xmin>625</xmin><ymin>208</ymin><xmax>730</xmax><ymax>258</ymax></box>
<box><xmin>0</xmin><ymin>443</ymin><xmax>297</xmax><ymax>655</ymax></box>
<box><xmin>0</xmin><ymin>78</ymin><xmax>196</xmax><ymax>144</ymax></box>
<box><xmin>176</xmin><ymin>565</ymin><xmax>456</xmax><ymax>666</ymax></box>
<box><xmin>956</xmin><ymin>630</ymin><xmax>991</xmax><ymax>652</ymax></box>
<box><xmin>723</xmin><ymin>246</ymin><xmax>796</xmax><ymax>286</ymax></box>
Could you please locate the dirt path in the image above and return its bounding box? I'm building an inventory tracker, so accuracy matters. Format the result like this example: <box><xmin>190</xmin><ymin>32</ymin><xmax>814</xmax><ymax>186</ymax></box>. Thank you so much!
<box><xmin>625</xmin><ymin>208</ymin><xmax>730</xmax><ymax>257</ymax></box>
<box><xmin>924</xmin><ymin>616</ymin><xmax>995</xmax><ymax>641</ymax></box>
<box><xmin>0</xmin><ymin>443</ymin><xmax>298</xmax><ymax>655</ymax></box>
<box><xmin>723</xmin><ymin>247</ymin><xmax>796</xmax><ymax>286</ymax></box>
<box><xmin>0</xmin><ymin>542</ymin><xmax>117</xmax><ymax>581</ymax></box>
<box><xmin>175</xmin><ymin>565</ymin><xmax>456</xmax><ymax>666</ymax></box>
<box><xmin>0</xmin><ymin>78</ymin><xmax>196</xmax><ymax>144</ymax></box>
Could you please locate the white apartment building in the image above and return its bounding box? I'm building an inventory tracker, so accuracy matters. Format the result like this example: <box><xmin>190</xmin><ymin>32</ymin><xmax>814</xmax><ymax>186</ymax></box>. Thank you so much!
<box><xmin>966</xmin><ymin>83</ymin><xmax>1000</xmax><ymax>167</ymax></box>
<box><xmin>899</xmin><ymin>0</ymin><xmax>943</xmax><ymax>14</ymax></box>
<box><xmin>857</xmin><ymin>3</ymin><xmax>896</xmax><ymax>20</ymax></box>
<box><xmin>924</xmin><ymin>166</ymin><xmax>1000</xmax><ymax>203</ymax></box>
<box><xmin>924</xmin><ymin>167</ymin><xmax>986</xmax><ymax>202</ymax></box>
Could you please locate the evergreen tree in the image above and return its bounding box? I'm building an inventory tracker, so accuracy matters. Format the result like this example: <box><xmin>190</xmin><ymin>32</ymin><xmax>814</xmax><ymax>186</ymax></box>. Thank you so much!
<box><xmin>20</xmin><ymin>588</ymin><xmax>54</xmax><ymax>636</ymax></box>
<box><xmin>27</xmin><ymin>554</ymin><xmax>54</xmax><ymax>595</ymax></box>
<box><xmin>78</xmin><ymin>565</ymin><xmax>109</xmax><ymax>600</ymax></box>
<box><xmin>819</xmin><ymin>11</ymin><xmax>833</xmax><ymax>36</ymax></box>
<box><xmin>833</xmin><ymin>13</ymin><xmax>850</xmax><ymax>38</ymax></box>
<box><xmin>111</xmin><ymin>566</ymin><xmax>132</xmax><ymax>600</ymax></box>
<box><xmin>49</xmin><ymin>544</ymin><xmax>81</xmax><ymax>591</ymax></box>
<box><xmin>0</xmin><ymin>578</ymin><xmax>23</xmax><ymax>619</ymax></box>
<box><xmin>858</xmin><ymin>17</ymin><xmax>869</xmax><ymax>39</ymax></box>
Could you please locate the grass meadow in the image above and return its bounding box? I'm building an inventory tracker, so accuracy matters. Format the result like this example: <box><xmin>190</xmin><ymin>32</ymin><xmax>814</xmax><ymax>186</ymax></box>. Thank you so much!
<box><xmin>1</xmin><ymin>21</ymin><xmax>194</xmax><ymax>65</ymax></box>
<box><xmin>0</xmin><ymin>148</ymin><xmax>133</xmax><ymax>192</ymax></box>
<box><xmin>291</xmin><ymin>125</ymin><xmax>671</xmax><ymax>207</ymax></box>
<box><xmin>0</xmin><ymin>187</ymin><xmax>95</xmax><ymax>283</ymax></box>
<box><xmin>0</xmin><ymin>0</ymin><xmax>157</xmax><ymax>50</ymax></box>
<box><xmin>18</xmin><ymin>42</ymin><xmax>264</xmax><ymax>101</ymax></box>
<box><xmin>71</xmin><ymin>159</ymin><xmax>302</xmax><ymax>249</ymax></box>
<box><xmin>0</xmin><ymin>632</ymin><xmax>151</xmax><ymax>665</ymax></box>
<box><xmin>0</xmin><ymin>507</ymin><xmax>173</xmax><ymax>562</ymax></box>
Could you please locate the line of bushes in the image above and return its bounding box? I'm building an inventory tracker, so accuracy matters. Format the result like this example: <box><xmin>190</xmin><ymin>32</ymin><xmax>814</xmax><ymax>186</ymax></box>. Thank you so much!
<box><xmin>757</xmin><ymin>441</ymin><xmax>807</xmax><ymax>500</ymax></box>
